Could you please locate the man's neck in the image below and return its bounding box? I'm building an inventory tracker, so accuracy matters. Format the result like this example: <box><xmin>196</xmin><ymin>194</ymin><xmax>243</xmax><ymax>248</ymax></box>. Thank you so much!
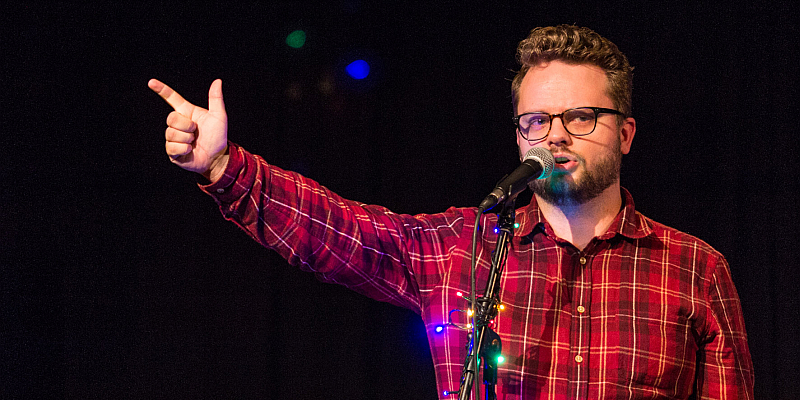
<box><xmin>534</xmin><ymin>183</ymin><xmax>623</xmax><ymax>251</ymax></box>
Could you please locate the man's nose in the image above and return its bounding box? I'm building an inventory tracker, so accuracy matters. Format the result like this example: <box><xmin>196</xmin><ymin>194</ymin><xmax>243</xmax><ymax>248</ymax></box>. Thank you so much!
<box><xmin>546</xmin><ymin>116</ymin><xmax>572</xmax><ymax>147</ymax></box>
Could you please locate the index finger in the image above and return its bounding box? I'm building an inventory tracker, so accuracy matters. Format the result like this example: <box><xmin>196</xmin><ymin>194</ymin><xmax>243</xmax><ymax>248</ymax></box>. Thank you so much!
<box><xmin>148</xmin><ymin>79</ymin><xmax>196</xmax><ymax>116</ymax></box>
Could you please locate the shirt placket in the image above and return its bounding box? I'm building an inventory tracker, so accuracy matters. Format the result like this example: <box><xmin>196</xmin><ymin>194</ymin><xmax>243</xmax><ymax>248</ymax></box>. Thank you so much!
<box><xmin>568</xmin><ymin>251</ymin><xmax>592</xmax><ymax>399</ymax></box>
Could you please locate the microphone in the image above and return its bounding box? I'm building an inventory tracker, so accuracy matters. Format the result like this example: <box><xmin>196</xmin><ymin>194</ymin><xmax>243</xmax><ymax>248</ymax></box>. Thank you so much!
<box><xmin>478</xmin><ymin>147</ymin><xmax>554</xmax><ymax>211</ymax></box>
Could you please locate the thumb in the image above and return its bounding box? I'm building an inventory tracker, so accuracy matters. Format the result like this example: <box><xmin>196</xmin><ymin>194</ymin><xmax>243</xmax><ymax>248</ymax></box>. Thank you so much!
<box><xmin>208</xmin><ymin>79</ymin><xmax>226</xmax><ymax>116</ymax></box>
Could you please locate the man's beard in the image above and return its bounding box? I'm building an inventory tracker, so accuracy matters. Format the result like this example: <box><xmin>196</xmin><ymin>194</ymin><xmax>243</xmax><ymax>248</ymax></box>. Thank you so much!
<box><xmin>528</xmin><ymin>139</ymin><xmax>622</xmax><ymax>206</ymax></box>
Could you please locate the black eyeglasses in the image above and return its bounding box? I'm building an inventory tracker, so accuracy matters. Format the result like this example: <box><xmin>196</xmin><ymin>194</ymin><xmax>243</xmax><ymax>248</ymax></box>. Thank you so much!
<box><xmin>513</xmin><ymin>107</ymin><xmax>624</xmax><ymax>141</ymax></box>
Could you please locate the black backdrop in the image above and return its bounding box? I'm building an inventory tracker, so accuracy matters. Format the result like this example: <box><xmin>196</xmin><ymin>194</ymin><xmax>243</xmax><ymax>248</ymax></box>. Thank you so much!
<box><xmin>4</xmin><ymin>2</ymin><xmax>798</xmax><ymax>399</ymax></box>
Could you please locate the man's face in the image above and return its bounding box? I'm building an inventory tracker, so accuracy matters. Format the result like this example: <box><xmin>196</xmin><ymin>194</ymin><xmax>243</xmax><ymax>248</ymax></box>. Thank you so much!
<box><xmin>515</xmin><ymin>61</ymin><xmax>636</xmax><ymax>206</ymax></box>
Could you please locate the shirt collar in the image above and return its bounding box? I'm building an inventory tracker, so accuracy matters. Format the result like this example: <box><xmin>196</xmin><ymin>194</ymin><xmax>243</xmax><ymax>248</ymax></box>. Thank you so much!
<box><xmin>513</xmin><ymin>187</ymin><xmax>653</xmax><ymax>240</ymax></box>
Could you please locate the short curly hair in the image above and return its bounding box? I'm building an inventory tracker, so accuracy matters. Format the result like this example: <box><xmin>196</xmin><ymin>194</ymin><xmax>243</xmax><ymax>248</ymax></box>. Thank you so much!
<box><xmin>511</xmin><ymin>25</ymin><xmax>633</xmax><ymax>119</ymax></box>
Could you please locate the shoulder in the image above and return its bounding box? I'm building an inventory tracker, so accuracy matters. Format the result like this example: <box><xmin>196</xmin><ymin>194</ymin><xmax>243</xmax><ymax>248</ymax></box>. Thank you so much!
<box><xmin>405</xmin><ymin>206</ymin><xmax>495</xmax><ymax>231</ymax></box>
<box><xmin>637</xmin><ymin>211</ymin><xmax>727</xmax><ymax>270</ymax></box>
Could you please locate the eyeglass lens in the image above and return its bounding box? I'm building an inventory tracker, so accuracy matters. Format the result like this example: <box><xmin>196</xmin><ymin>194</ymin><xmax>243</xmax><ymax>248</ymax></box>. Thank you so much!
<box><xmin>518</xmin><ymin>107</ymin><xmax>598</xmax><ymax>140</ymax></box>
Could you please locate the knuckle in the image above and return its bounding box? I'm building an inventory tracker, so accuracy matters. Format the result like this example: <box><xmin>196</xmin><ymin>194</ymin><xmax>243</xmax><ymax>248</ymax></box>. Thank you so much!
<box><xmin>166</xmin><ymin>111</ymin><xmax>179</xmax><ymax>126</ymax></box>
<box><xmin>166</xmin><ymin>111</ymin><xmax>196</xmax><ymax>132</ymax></box>
<box><xmin>165</xmin><ymin>127</ymin><xmax>194</xmax><ymax>143</ymax></box>
<box><xmin>165</xmin><ymin>141</ymin><xmax>189</xmax><ymax>155</ymax></box>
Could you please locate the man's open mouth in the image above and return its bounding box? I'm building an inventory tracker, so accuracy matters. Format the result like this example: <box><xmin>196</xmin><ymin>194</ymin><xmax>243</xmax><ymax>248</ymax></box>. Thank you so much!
<box><xmin>554</xmin><ymin>156</ymin><xmax>571</xmax><ymax>164</ymax></box>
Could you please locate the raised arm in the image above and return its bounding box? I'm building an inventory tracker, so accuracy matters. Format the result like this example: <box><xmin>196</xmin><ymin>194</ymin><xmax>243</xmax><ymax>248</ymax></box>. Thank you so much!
<box><xmin>148</xmin><ymin>79</ymin><xmax>230</xmax><ymax>181</ymax></box>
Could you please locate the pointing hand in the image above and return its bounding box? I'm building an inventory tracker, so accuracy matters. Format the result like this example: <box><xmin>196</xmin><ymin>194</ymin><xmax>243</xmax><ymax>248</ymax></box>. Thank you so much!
<box><xmin>148</xmin><ymin>79</ymin><xmax>229</xmax><ymax>180</ymax></box>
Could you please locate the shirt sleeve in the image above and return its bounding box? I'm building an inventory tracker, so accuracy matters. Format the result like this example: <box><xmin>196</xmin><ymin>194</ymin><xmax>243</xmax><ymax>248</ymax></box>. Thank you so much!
<box><xmin>695</xmin><ymin>257</ymin><xmax>755</xmax><ymax>399</ymax></box>
<box><xmin>199</xmin><ymin>143</ymin><xmax>476</xmax><ymax>314</ymax></box>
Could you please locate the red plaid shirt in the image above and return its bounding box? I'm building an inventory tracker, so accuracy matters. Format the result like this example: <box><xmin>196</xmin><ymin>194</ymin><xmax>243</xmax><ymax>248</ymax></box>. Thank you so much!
<box><xmin>201</xmin><ymin>143</ymin><xmax>754</xmax><ymax>399</ymax></box>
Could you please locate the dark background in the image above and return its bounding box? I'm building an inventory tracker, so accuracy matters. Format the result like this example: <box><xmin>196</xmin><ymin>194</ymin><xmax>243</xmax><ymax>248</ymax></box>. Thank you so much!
<box><xmin>4</xmin><ymin>2</ymin><xmax>798</xmax><ymax>399</ymax></box>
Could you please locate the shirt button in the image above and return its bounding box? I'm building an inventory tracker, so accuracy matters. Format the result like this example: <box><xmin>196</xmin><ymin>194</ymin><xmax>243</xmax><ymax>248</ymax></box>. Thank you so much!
<box><xmin>579</xmin><ymin>256</ymin><xmax>587</xmax><ymax>265</ymax></box>
<box><xmin>216</xmin><ymin>188</ymin><xmax>225</xmax><ymax>193</ymax></box>
<box><xmin>577</xmin><ymin>305</ymin><xmax>586</xmax><ymax>314</ymax></box>
<box><xmin>575</xmin><ymin>355</ymin><xmax>584</xmax><ymax>363</ymax></box>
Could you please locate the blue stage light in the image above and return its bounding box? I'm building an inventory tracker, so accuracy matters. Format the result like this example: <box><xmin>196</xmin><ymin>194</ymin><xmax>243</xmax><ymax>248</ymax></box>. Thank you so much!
<box><xmin>435</xmin><ymin>325</ymin><xmax>445</xmax><ymax>333</ymax></box>
<box><xmin>346</xmin><ymin>60</ymin><xmax>370</xmax><ymax>79</ymax></box>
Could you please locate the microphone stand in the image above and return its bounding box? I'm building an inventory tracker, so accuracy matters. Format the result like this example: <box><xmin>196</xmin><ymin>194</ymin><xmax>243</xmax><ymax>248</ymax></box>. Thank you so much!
<box><xmin>456</xmin><ymin>198</ymin><xmax>516</xmax><ymax>400</ymax></box>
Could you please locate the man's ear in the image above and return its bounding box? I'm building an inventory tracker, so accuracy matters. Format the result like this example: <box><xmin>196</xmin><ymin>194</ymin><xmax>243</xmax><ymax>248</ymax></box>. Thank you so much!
<box><xmin>619</xmin><ymin>117</ymin><xmax>636</xmax><ymax>154</ymax></box>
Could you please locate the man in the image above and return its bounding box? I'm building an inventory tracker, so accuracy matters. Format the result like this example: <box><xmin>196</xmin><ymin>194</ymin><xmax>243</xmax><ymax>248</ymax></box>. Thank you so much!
<box><xmin>149</xmin><ymin>25</ymin><xmax>753</xmax><ymax>399</ymax></box>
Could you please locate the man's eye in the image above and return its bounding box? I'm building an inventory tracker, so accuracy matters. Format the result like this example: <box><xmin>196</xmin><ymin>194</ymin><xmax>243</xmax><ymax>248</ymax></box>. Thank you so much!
<box><xmin>527</xmin><ymin>116</ymin><xmax>548</xmax><ymax>127</ymax></box>
<box><xmin>566</xmin><ymin>110</ymin><xmax>594</xmax><ymax>124</ymax></box>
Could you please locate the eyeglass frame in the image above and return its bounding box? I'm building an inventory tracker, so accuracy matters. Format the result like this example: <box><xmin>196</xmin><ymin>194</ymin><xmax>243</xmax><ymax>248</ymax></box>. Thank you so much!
<box><xmin>513</xmin><ymin>107</ymin><xmax>625</xmax><ymax>141</ymax></box>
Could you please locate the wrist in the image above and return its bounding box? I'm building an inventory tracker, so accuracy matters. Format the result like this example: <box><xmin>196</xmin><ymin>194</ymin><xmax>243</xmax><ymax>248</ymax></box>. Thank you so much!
<box><xmin>203</xmin><ymin>146</ymin><xmax>230</xmax><ymax>182</ymax></box>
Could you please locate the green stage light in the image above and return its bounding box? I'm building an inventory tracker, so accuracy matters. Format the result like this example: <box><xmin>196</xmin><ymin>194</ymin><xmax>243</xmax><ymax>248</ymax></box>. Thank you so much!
<box><xmin>286</xmin><ymin>30</ymin><xmax>306</xmax><ymax>49</ymax></box>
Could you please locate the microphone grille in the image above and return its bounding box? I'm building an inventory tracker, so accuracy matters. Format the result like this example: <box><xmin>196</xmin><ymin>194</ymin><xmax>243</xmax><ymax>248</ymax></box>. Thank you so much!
<box><xmin>523</xmin><ymin>147</ymin><xmax>555</xmax><ymax>179</ymax></box>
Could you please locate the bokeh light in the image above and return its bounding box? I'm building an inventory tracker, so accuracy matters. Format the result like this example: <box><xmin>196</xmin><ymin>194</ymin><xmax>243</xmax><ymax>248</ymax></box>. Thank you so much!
<box><xmin>286</xmin><ymin>30</ymin><xmax>306</xmax><ymax>49</ymax></box>
<box><xmin>345</xmin><ymin>60</ymin><xmax>370</xmax><ymax>79</ymax></box>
